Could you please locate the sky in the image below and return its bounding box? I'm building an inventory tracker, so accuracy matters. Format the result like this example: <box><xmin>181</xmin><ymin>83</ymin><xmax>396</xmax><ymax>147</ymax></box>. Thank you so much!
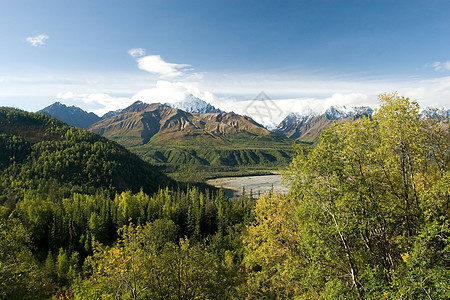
<box><xmin>1</xmin><ymin>0</ymin><xmax>450</xmax><ymax>126</ymax></box>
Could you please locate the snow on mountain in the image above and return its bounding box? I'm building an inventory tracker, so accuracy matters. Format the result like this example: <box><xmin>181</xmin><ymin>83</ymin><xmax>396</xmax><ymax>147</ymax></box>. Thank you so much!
<box><xmin>420</xmin><ymin>106</ymin><xmax>450</xmax><ymax>120</ymax></box>
<box><xmin>275</xmin><ymin>105</ymin><xmax>374</xmax><ymax>142</ymax></box>
<box><xmin>165</xmin><ymin>94</ymin><xmax>223</xmax><ymax>114</ymax></box>
<box><xmin>324</xmin><ymin>106</ymin><xmax>374</xmax><ymax>120</ymax></box>
<box><xmin>101</xmin><ymin>108</ymin><xmax>123</xmax><ymax>119</ymax></box>
<box><xmin>263</xmin><ymin>122</ymin><xmax>280</xmax><ymax>131</ymax></box>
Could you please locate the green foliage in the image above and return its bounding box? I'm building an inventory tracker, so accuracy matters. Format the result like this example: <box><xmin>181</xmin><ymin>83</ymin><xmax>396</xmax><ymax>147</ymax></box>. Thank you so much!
<box><xmin>0</xmin><ymin>217</ymin><xmax>51</xmax><ymax>299</ymax></box>
<box><xmin>74</xmin><ymin>223</ymin><xmax>227</xmax><ymax>299</ymax></box>
<box><xmin>0</xmin><ymin>107</ymin><xmax>257</xmax><ymax>298</ymax></box>
<box><xmin>2</xmin><ymin>185</ymin><xmax>255</xmax><ymax>298</ymax></box>
<box><xmin>389</xmin><ymin>218</ymin><xmax>450</xmax><ymax>299</ymax></box>
<box><xmin>0</xmin><ymin>134</ymin><xmax>31</xmax><ymax>171</ymax></box>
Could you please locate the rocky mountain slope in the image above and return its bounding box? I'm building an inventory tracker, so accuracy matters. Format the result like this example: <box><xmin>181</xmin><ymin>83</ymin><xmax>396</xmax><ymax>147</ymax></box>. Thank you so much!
<box><xmin>420</xmin><ymin>106</ymin><xmax>450</xmax><ymax>120</ymax></box>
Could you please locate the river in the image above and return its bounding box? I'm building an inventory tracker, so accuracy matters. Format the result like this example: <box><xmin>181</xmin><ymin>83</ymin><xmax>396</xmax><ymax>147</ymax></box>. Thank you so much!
<box><xmin>206</xmin><ymin>174</ymin><xmax>289</xmax><ymax>198</ymax></box>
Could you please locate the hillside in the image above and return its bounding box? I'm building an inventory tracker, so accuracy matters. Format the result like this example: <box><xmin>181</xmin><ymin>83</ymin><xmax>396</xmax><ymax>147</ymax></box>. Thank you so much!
<box><xmin>0</xmin><ymin>107</ymin><xmax>173</xmax><ymax>201</ymax></box>
<box><xmin>90</xmin><ymin>101</ymin><xmax>295</xmax><ymax>175</ymax></box>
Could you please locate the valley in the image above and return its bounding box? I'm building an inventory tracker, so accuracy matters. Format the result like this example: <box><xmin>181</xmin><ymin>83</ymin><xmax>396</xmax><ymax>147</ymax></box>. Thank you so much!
<box><xmin>38</xmin><ymin>98</ymin><xmax>450</xmax><ymax>186</ymax></box>
<box><xmin>39</xmin><ymin>98</ymin><xmax>379</xmax><ymax>181</ymax></box>
<box><xmin>1</xmin><ymin>94</ymin><xmax>449</xmax><ymax>299</ymax></box>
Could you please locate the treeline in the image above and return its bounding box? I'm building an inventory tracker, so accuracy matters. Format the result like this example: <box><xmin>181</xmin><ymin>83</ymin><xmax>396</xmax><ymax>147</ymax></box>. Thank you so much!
<box><xmin>13</xmin><ymin>187</ymin><xmax>255</xmax><ymax>256</ymax></box>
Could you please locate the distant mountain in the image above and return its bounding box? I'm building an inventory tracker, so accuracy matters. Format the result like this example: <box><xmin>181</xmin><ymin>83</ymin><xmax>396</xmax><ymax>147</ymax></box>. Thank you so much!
<box><xmin>90</xmin><ymin>101</ymin><xmax>294</xmax><ymax>168</ymax></box>
<box><xmin>276</xmin><ymin>106</ymin><xmax>373</xmax><ymax>143</ymax></box>
<box><xmin>0</xmin><ymin>107</ymin><xmax>172</xmax><ymax>197</ymax></box>
<box><xmin>324</xmin><ymin>106</ymin><xmax>374</xmax><ymax>120</ymax></box>
<box><xmin>38</xmin><ymin>102</ymin><xmax>101</xmax><ymax>129</ymax></box>
<box><xmin>165</xmin><ymin>94</ymin><xmax>223</xmax><ymax>114</ymax></box>
<box><xmin>420</xmin><ymin>106</ymin><xmax>450</xmax><ymax>120</ymax></box>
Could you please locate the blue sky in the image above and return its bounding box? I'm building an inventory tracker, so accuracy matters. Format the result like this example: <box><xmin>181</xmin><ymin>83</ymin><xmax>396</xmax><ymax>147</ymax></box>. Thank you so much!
<box><xmin>1</xmin><ymin>0</ymin><xmax>449</xmax><ymax>125</ymax></box>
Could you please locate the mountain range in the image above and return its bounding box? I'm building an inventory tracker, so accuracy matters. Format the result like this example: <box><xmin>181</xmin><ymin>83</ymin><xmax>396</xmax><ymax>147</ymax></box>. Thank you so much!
<box><xmin>90</xmin><ymin>101</ymin><xmax>270</xmax><ymax>146</ymax></box>
<box><xmin>37</xmin><ymin>97</ymin><xmax>449</xmax><ymax>175</ymax></box>
<box><xmin>89</xmin><ymin>100</ymin><xmax>294</xmax><ymax>171</ymax></box>
<box><xmin>39</xmin><ymin>95</ymin><xmax>223</xmax><ymax>129</ymax></box>
<box><xmin>39</xmin><ymin>97</ymin><xmax>378</xmax><ymax>142</ymax></box>
<box><xmin>275</xmin><ymin>106</ymin><xmax>374</xmax><ymax>143</ymax></box>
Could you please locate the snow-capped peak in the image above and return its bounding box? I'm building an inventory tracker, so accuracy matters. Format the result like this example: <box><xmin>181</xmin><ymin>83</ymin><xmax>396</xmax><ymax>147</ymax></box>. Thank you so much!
<box><xmin>324</xmin><ymin>105</ymin><xmax>373</xmax><ymax>120</ymax></box>
<box><xmin>166</xmin><ymin>94</ymin><xmax>223</xmax><ymax>114</ymax></box>
<box><xmin>420</xmin><ymin>106</ymin><xmax>450</xmax><ymax>120</ymax></box>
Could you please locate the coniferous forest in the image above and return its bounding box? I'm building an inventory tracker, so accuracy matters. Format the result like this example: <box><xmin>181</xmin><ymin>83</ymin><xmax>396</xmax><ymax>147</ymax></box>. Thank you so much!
<box><xmin>1</xmin><ymin>93</ymin><xmax>449</xmax><ymax>299</ymax></box>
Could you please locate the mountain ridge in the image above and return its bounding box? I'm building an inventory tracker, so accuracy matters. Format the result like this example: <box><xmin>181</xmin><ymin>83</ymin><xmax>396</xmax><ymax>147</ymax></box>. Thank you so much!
<box><xmin>38</xmin><ymin>102</ymin><xmax>101</xmax><ymax>129</ymax></box>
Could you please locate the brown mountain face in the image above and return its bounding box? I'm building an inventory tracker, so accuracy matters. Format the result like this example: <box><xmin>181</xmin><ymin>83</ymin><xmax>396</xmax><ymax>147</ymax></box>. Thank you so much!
<box><xmin>90</xmin><ymin>101</ymin><xmax>273</xmax><ymax>147</ymax></box>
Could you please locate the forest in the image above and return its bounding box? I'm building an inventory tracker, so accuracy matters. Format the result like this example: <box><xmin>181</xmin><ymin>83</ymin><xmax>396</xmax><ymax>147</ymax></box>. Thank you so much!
<box><xmin>0</xmin><ymin>93</ymin><xmax>449</xmax><ymax>299</ymax></box>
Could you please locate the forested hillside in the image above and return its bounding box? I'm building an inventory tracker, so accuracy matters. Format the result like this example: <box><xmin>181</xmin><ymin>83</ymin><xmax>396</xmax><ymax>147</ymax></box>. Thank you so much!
<box><xmin>0</xmin><ymin>94</ymin><xmax>449</xmax><ymax>299</ymax></box>
<box><xmin>0</xmin><ymin>107</ymin><xmax>172</xmax><ymax>201</ymax></box>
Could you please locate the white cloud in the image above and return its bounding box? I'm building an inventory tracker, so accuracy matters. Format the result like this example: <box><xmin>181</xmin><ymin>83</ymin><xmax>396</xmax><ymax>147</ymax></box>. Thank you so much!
<box><xmin>56</xmin><ymin>91</ymin><xmax>76</xmax><ymax>100</ymax></box>
<box><xmin>132</xmin><ymin>80</ymin><xmax>217</xmax><ymax>104</ymax></box>
<box><xmin>56</xmin><ymin>91</ymin><xmax>134</xmax><ymax>116</ymax></box>
<box><xmin>137</xmin><ymin>55</ymin><xmax>190</xmax><ymax>77</ymax></box>
<box><xmin>5</xmin><ymin>53</ymin><xmax>450</xmax><ymax>126</ymax></box>
<box><xmin>128</xmin><ymin>48</ymin><xmax>146</xmax><ymax>58</ymax></box>
<box><xmin>432</xmin><ymin>61</ymin><xmax>450</xmax><ymax>71</ymax></box>
<box><xmin>26</xmin><ymin>34</ymin><xmax>49</xmax><ymax>47</ymax></box>
<box><xmin>399</xmin><ymin>76</ymin><xmax>450</xmax><ymax>107</ymax></box>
